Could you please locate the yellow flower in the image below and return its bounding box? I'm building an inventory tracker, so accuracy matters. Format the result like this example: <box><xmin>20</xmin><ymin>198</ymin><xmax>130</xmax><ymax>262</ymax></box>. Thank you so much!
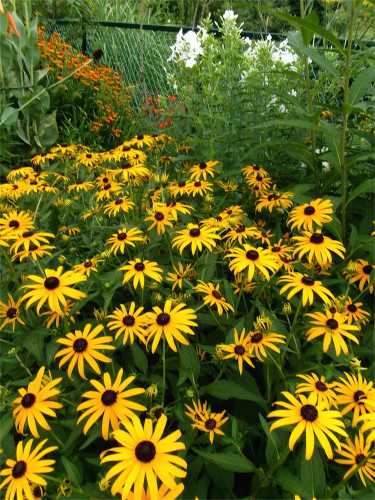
<box><xmin>293</xmin><ymin>230</ymin><xmax>345</xmax><ymax>266</ymax></box>
<box><xmin>194</xmin><ymin>281</ymin><xmax>234</xmax><ymax>316</ymax></box>
<box><xmin>335</xmin><ymin>432</ymin><xmax>375</xmax><ymax>487</ymax></box>
<box><xmin>119</xmin><ymin>259</ymin><xmax>163</xmax><ymax>290</ymax></box>
<box><xmin>172</xmin><ymin>224</ymin><xmax>221</xmax><ymax>255</ymax></box>
<box><xmin>218</xmin><ymin>328</ymin><xmax>254</xmax><ymax>374</ymax></box>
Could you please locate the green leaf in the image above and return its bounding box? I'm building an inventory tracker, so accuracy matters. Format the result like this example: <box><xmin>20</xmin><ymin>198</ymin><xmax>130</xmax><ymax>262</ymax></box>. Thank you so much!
<box><xmin>61</xmin><ymin>456</ymin><xmax>82</xmax><ymax>488</ymax></box>
<box><xmin>205</xmin><ymin>462</ymin><xmax>234</xmax><ymax>494</ymax></box>
<box><xmin>275</xmin><ymin>468</ymin><xmax>312</xmax><ymax>498</ymax></box>
<box><xmin>1</xmin><ymin>107</ymin><xmax>19</xmax><ymax>125</ymax></box>
<box><xmin>205</xmin><ymin>379</ymin><xmax>267</xmax><ymax>409</ymax></box>
<box><xmin>322</xmin><ymin>213</ymin><xmax>342</xmax><ymax>241</ymax></box>
<box><xmin>346</xmin><ymin>178</ymin><xmax>375</xmax><ymax>207</ymax></box>
<box><xmin>46</xmin><ymin>341</ymin><xmax>60</xmax><ymax>366</ymax></box>
<box><xmin>348</xmin><ymin>67</ymin><xmax>375</xmax><ymax>105</ymax></box>
<box><xmin>130</xmin><ymin>342</ymin><xmax>148</xmax><ymax>375</ymax></box>
<box><xmin>192</xmin><ymin>449</ymin><xmax>252</xmax><ymax>473</ymax></box>
<box><xmin>22</xmin><ymin>330</ymin><xmax>44</xmax><ymax>362</ymax></box>
<box><xmin>249</xmin><ymin>119</ymin><xmax>340</xmax><ymax>138</ymax></box>
<box><xmin>178</xmin><ymin>343</ymin><xmax>200</xmax><ymax>384</ymax></box>
<box><xmin>37</xmin><ymin>110</ymin><xmax>58</xmax><ymax>146</ymax></box>
<box><xmin>0</xmin><ymin>411</ymin><xmax>15</xmax><ymax>444</ymax></box>
<box><xmin>300</xmin><ymin>451</ymin><xmax>326</xmax><ymax>498</ymax></box>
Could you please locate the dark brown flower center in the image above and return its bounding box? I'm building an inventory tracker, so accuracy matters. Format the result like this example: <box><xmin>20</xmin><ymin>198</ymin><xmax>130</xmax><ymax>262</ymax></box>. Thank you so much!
<box><xmin>84</xmin><ymin>261</ymin><xmax>93</xmax><ymax>268</ymax></box>
<box><xmin>253</xmin><ymin>165</ymin><xmax>260</xmax><ymax>171</ymax></box>
<box><xmin>76</xmin><ymin>181</ymin><xmax>83</xmax><ymax>185</ymax></box>
<box><xmin>154</xmin><ymin>407</ymin><xmax>164</xmax><ymax>419</ymax></box>
<box><xmin>134</xmin><ymin>262</ymin><xmax>145</xmax><ymax>271</ymax></box>
<box><xmin>156</xmin><ymin>312</ymin><xmax>170</xmax><ymax>326</ymax></box>
<box><xmin>189</xmin><ymin>228</ymin><xmax>200</xmax><ymax>237</ymax></box>
<box><xmin>355</xmin><ymin>453</ymin><xmax>366</xmax><ymax>465</ymax></box>
<box><xmin>251</xmin><ymin>332</ymin><xmax>263</xmax><ymax>343</ymax></box>
<box><xmin>272</xmin><ymin>246</ymin><xmax>280</xmax><ymax>253</ymax></box>
<box><xmin>301</xmin><ymin>276</ymin><xmax>315</xmax><ymax>286</ymax></box>
<box><xmin>347</xmin><ymin>304</ymin><xmax>357</xmax><ymax>312</ymax></box>
<box><xmin>121</xmin><ymin>163</ymin><xmax>131</xmax><ymax>169</ymax></box>
<box><xmin>115</xmin><ymin>199</ymin><xmax>123</xmax><ymax>205</ymax></box>
<box><xmin>211</xmin><ymin>290</ymin><xmax>221</xmax><ymax>300</ymax></box>
<box><xmin>102</xmin><ymin>177</ymin><xmax>109</xmax><ymax>183</ymax></box>
<box><xmin>155</xmin><ymin>211</ymin><xmax>164</xmax><ymax>221</ymax></box>
<box><xmin>194</xmin><ymin>182</ymin><xmax>201</xmax><ymax>187</ymax></box>
<box><xmin>21</xmin><ymin>393</ymin><xmax>36</xmax><ymax>408</ymax></box>
<box><xmin>12</xmin><ymin>460</ymin><xmax>27</xmax><ymax>478</ymax></box>
<box><xmin>9</xmin><ymin>220</ymin><xmax>19</xmax><ymax>228</ymax></box>
<box><xmin>33</xmin><ymin>486</ymin><xmax>43</xmax><ymax>498</ymax></box>
<box><xmin>6</xmin><ymin>307</ymin><xmax>17</xmax><ymax>318</ymax></box>
<box><xmin>73</xmin><ymin>338</ymin><xmax>88</xmax><ymax>353</ymax></box>
<box><xmin>246</xmin><ymin>250</ymin><xmax>259</xmax><ymax>261</ymax></box>
<box><xmin>178</xmin><ymin>181</ymin><xmax>186</xmax><ymax>187</ymax></box>
<box><xmin>135</xmin><ymin>440</ymin><xmax>156</xmax><ymax>462</ymax></box>
<box><xmin>310</xmin><ymin>233</ymin><xmax>324</xmax><ymax>244</ymax></box>
<box><xmin>123</xmin><ymin>315</ymin><xmax>135</xmax><ymax>326</ymax></box>
<box><xmin>354</xmin><ymin>390</ymin><xmax>366</xmax><ymax>403</ymax></box>
<box><xmin>205</xmin><ymin>418</ymin><xmax>217</xmax><ymax>430</ymax></box>
<box><xmin>29</xmin><ymin>245</ymin><xmax>38</xmax><ymax>251</ymax></box>
<box><xmin>117</xmin><ymin>232</ymin><xmax>127</xmax><ymax>241</ymax></box>
<box><xmin>199</xmin><ymin>162</ymin><xmax>207</xmax><ymax>169</ymax></box>
<box><xmin>104</xmin><ymin>183</ymin><xmax>111</xmax><ymax>190</ymax></box>
<box><xmin>22</xmin><ymin>231</ymin><xmax>34</xmax><ymax>238</ymax></box>
<box><xmin>86</xmin><ymin>154</ymin><xmax>92</xmax><ymax>159</ymax></box>
<box><xmin>137</xmin><ymin>135</ymin><xmax>144</xmax><ymax>140</ymax></box>
<box><xmin>300</xmin><ymin>404</ymin><xmax>318</xmax><ymax>421</ymax></box>
<box><xmin>166</xmin><ymin>201</ymin><xmax>176</xmax><ymax>207</ymax></box>
<box><xmin>101</xmin><ymin>389</ymin><xmax>117</xmax><ymax>406</ymax></box>
<box><xmin>329</xmin><ymin>307</ymin><xmax>337</xmax><ymax>314</ymax></box>
<box><xmin>315</xmin><ymin>381</ymin><xmax>327</xmax><ymax>392</ymax></box>
<box><xmin>362</xmin><ymin>265</ymin><xmax>373</xmax><ymax>275</ymax></box>
<box><xmin>236</xmin><ymin>226</ymin><xmax>245</xmax><ymax>233</ymax></box>
<box><xmin>304</xmin><ymin>206</ymin><xmax>315</xmax><ymax>215</ymax></box>
<box><xmin>44</xmin><ymin>277</ymin><xmax>60</xmax><ymax>290</ymax></box>
<box><xmin>234</xmin><ymin>345</ymin><xmax>245</xmax><ymax>355</ymax></box>
<box><xmin>256</xmin><ymin>174</ymin><xmax>263</xmax><ymax>181</ymax></box>
<box><xmin>326</xmin><ymin>319</ymin><xmax>338</xmax><ymax>330</ymax></box>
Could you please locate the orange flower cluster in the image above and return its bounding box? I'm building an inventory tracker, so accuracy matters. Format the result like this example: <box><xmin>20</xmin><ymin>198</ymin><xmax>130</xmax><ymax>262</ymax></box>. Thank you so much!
<box><xmin>38</xmin><ymin>28</ymin><xmax>132</xmax><ymax>137</ymax></box>
<box><xmin>143</xmin><ymin>94</ymin><xmax>184</xmax><ymax>130</ymax></box>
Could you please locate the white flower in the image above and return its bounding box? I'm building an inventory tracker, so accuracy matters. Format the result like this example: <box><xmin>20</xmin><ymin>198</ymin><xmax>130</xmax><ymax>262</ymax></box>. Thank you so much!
<box><xmin>168</xmin><ymin>29</ymin><xmax>204</xmax><ymax>68</ymax></box>
<box><xmin>222</xmin><ymin>9</ymin><xmax>238</xmax><ymax>21</ymax></box>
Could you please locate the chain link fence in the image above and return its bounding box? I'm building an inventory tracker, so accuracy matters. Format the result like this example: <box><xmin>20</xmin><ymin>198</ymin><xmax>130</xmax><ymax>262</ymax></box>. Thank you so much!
<box><xmin>42</xmin><ymin>19</ymin><xmax>285</xmax><ymax>108</ymax></box>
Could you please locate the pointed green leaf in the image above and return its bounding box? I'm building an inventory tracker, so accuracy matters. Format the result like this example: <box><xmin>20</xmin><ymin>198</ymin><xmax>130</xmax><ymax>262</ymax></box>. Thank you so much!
<box><xmin>348</xmin><ymin>67</ymin><xmax>375</xmax><ymax>105</ymax></box>
<box><xmin>346</xmin><ymin>178</ymin><xmax>375</xmax><ymax>207</ymax></box>
<box><xmin>61</xmin><ymin>456</ymin><xmax>82</xmax><ymax>488</ymax></box>
<box><xmin>192</xmin><ymin>449</ymin><xmax>252</xmax><ymax>473</ymax></box>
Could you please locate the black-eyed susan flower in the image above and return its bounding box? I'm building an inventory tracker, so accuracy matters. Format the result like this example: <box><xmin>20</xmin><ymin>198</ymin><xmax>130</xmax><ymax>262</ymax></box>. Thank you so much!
<box><xmin>305</xmin><ymin>310</ymin><xmax>360</xmax><ymax>356</ymax></box>
<box><xmin>268</xmin><ymin>239</ymin><xmax>293</xmax><ymax>260</ymax></box>
<box><xmin>241</xmin><ymin>164</ymin><xmax>268</xmax><ymax>179</ymax></box>
<box><xmin>119</xmin><ymin>259</ymin><xmax>163</xmax><ymax>290</ymax></box>
<box><xmin>100</xmin><ymin>414</ymin><xmax>187</xmax><ymax>500</ymax></box>
<box><xmin>344</xmin><ymin>259</ymin><xmax>374</xmax><ymax>294</ymax></box>
<box><xmin>9</xmin><ymin>230</ymin><xmax>55</xmax><ymax>254</ymax></box>
<box><xmin>6</xmin><ymin>165</ymin><xmax>36</xmax><ymax>180</ymax></box>
<box><xmin>0</xmin><ymin>294</ymin><xmax>25</xmax><ymax>331</ymax></box>
<box><xmin>166</xmin><ymin>262</ymin><xmax>193</xmax><ymax>290</ymax></box>
<box><xmin>335</xmin><ymin>372</ymin><xmax>375</xmax><ymax>427</ymax></box>
<box><xmin>95</xmin><ymin>181</ymin><xmax>123</xmax><ymax>201</ymax></box>
<box><xmin>231</xmin><ymin>274</ymin><xmax>257</xmax><ymax>294</ymax></box>
<box><xmin>77</xmin><ymin>369</ymin><xmax>147</xmax><ymax>440</ymax></box>
<box><xmin>256</xmin><ymin>188</ymin><xmax>294</xmax><ymax>213</ymax></box>
<box><xmin>342</xmin><ymin>297</ymin><xmax>370</xmax><ymax>325</ymax></box>
<box><xmin>186</xmin><ymin>180</ymin><xmax>213</xmax><ymax>197</ymax></box>
<box><xmin>268</xmin><ymin>392</ymin><xmax>347</xmax><ymax>460</ymax></box>
<box><xmin>172</xmin><ymin>223</ymin><xmax>220</xmax><ymax>255</ymax></box>
<box><xmin>55</xmin><ymin>324</ymin><xmax>115</xmax><ymax>379</ymax></box>
<box><xmin>75</xmin><ymin>151</ymin><xmax>100</xmax><ymax>168</ymax></box>
<box><xmin>0</xmin><ymin>210</ymin><xmax>34</xmax><ymax>237</ymax></box>
<box><xmin>127</xmin><ymin>482</ymin><xmax>184</xmax><ymax>500</ymax></box>
<box><xmin>30</xmin><ymin>152</ymin><xmax>57</xmax><ymax>165</ymax></box>
<box><xmin>223</xmin><ymin>224</ymin><xmax>258</xmax><ymax>245</ymax></box>
<box><xmin>124</xmin><ymin>134</ymin><xmax>156</xmax><ymax>149</ymax></box>
<box><xmin>144</xmin><ymin>209</ymin><xmax>174</xmax><ymax>235</ymax></box>
<box><xmin>218</xmin><ymin>328</ymin><xmax>254</xmax><ymax>374</ymax></box>
<box><xmin>278</xmin><ymin>272</ymin><xmax>334</xmax><ymax>306</ymax></box>
<box><xmin>192</xmin><ymin>405</ymin><xmax>229</xmax><ymax>444</ymax></box>
<box><xmin>0</xmin><ymin>438</ymin><xmax>57</xmax><ymax>500</ymax></box>
<box><xmin>185</xmin><ymin>399</ymin><xmax>208</xmax><ymax>424</ymax></box>
<box><xmin>295</xmin><ymin>373</ymin><xmax>337</xmax><ymax>409</ymax></box>
<box><xmin>246</xmin><ymin>173</ymin><xmax>272</xmax><ymax>191</ymax></box>
<box><xmin>40</xmin><ymin>300</ymin><xmax>77</xmax><ymax>329</ymax></box>
<box><xmin>335</xmin><ymin>432</ymin><xmax>375</xmax><ymax>486</ymax></box>
<box><xmin>12</xmin><ymin>366</ymin><xmax>62</xmax><ymax>438</ymax></box>
<box><xmin>154</xmin><ymin>200</ymin><xmax>193</xmax><ymax>220</ymax></box>
<box><xmin>145</xmin><ymin>300</ymin><xmax>197</xmax><ymax>353</ymax></box>
<box><xmin>188</xmin><ymin>160</ymin><xmax>220</xmax><ymax>181</ymax></box>
<box><xmin>225</xmin><ymin>245</ymin><xmax>279</xmax><ymax>282</ymax></box>
<box><xmin>247</xmin><ymin>330</ymin><xmax>286</xmax><ymax>361</ymax></box>
<box><xmin>103</xmin><ymin>196</ymin><xmax>135</xmax><ymax>216</ymax></box>
<box><xmin>115</xmin><ymin>162</ymin><xmax>151</xmax><ymax>182</ymax></box>
<box><xmin>20</xmin><ymin>267</ymin><xmax>87</xmax><ymax>316</ymax></box>
<box><xmin>293</xmin><ymin>230</ymin><xmax>345</xmax><ymax>266</ymax></box>
<box><xmin>12</xmin><ymin>243</ymin><xmax>55</xmax><ymax>262</ymax></box>
<box><xmin>254</xmin><ymin>228</ymin><xmax>274</xmax><ymax>245</ymax></box>
<box><xmin>288</xmin><ymin>199</ymin><xmax>333</xmax><ymax>232</ymax></box>
<box><xmin>194</xmin><ymin>281</ymin><xmax>234</xmax><ymax>316</ymax></box>
<box><xmin>107</xmin><ymin>302</ymin><xmax>147</xmax><ymax>345</ymax></box>
<box><xmin>106</xmin><ymin>227</ymin><xmax>143</xmax><ymax>255</ymax></box>
<box><xmin>168</xmin><ymin>180</ymin><xmax>192</xmax><ymax>197</ymax></box>
<box><xmin>217</xmin><ymin>180</ymin><xmax>238</xmax><ymax>192</ymax></box>
<box><xmin>73</xmin><ymin>257</ymin><xmax>104</xmax><ymax>276</ymax></box>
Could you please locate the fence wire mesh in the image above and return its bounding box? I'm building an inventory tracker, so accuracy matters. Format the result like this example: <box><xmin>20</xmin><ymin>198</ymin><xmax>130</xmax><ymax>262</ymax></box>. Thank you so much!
<box><xmin>43</xmin><ymin>20</ymin><xmax>182</xmax><ymax>108</ymax></box>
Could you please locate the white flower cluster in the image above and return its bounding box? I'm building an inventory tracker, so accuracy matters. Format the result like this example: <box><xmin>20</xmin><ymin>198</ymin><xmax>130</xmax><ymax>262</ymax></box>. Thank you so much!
<box><xmin>168</xmin><ymin>29</ymin><xmax>206</xmax><ymax>68</ymax></box>
<box><xmin>244</xmin><ymin>34</ymin><xmax>299</xmax><ymax>71</ymax></box>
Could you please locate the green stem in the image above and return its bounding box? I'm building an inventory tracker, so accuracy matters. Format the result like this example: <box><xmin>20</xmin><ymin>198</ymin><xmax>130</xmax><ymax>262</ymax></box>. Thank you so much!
<box><xmin>207</xmin><ymin>306</ymin><xmax>227</xmax><ymax>333</ymax></box>
<box><xmin>251</xmin><ymin>446</ymin><xmax>291</xmax><ymax>497</ymax></box>
<box><xmin>339</xmin><ymin>1</ymin><xmax>355</xmax><ymax>242</ymax></box>
<box><xmin>15</xmin><ymin>354</ymin><xmax>32</xmax><ymax>376</ymax></box>
<box><xmin>162</xmin><ymin>336</ymin><xmax>166</xmax><ymax>407</ymax></box>
<box><xmin>282</xmin><ymin>297</ymin><xmax>303</xmax><ymax>364</ymax></box>
<box><xmin>231</xmin><ymin>440</ymin><xmax>266</xmax><ymax>478</ymax></box>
